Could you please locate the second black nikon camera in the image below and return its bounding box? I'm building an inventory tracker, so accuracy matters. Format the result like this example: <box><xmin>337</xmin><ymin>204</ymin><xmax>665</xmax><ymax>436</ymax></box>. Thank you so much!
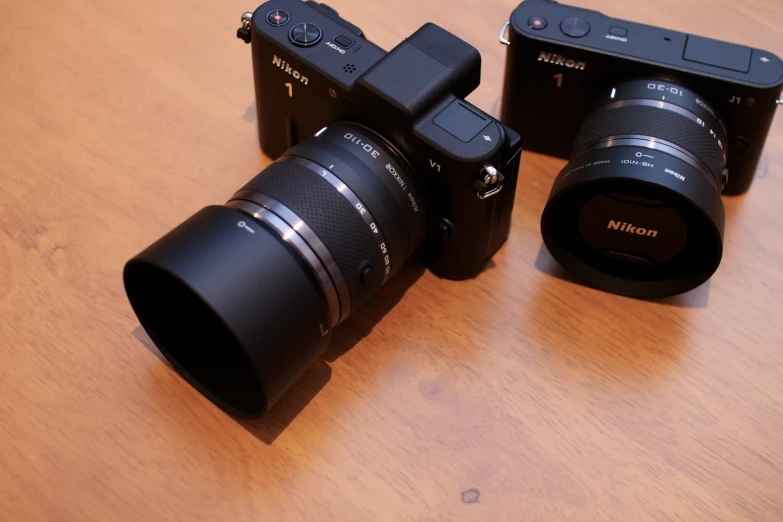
<box><xmin>123</xmin><ymin>0</ymin><xmax>521</xmax><ymax>417</ymax></box>
<box><xmin>501</xmin><ymin>0</ymin><xmax>783</xmax><ymax>297</ymax></box>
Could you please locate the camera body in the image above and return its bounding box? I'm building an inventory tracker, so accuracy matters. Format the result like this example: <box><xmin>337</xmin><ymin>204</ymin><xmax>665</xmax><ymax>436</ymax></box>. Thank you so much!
<box><xmin>500</xmin><ymin>0</ymin><xmax>783</xmax><ymax>194</ymax></box>
<box><xmin>241</xmin><ymin>0</ymin><xmax>522</xmax><ymax>280</ymax></box>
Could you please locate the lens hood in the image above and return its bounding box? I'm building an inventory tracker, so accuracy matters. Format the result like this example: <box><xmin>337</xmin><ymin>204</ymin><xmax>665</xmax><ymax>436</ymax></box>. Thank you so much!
<box><xmin>124</xmin><ymin>206</ymin><xmax>332</xmax><ymax>417</ymax></box>
<box><xmin>541</xmin><ymin>146</ymin><xmax>725</xmax><ymax>297</ymax></box>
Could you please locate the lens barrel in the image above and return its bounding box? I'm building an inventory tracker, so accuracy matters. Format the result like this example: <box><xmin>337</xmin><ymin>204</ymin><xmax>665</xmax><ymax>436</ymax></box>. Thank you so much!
<box><xmin>541</xmin><ymin>79</ymin><xmax>727</xmax><ymax>297</ymax></box>
<box><xmin>124</xmin><ymin>123</ymin><xmax>428</xmax><ymax>416</ymax></box>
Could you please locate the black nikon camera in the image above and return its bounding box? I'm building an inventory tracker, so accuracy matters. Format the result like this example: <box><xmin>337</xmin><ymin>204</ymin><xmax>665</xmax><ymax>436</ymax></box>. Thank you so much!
<box><xmin>500</xmin><ymin>0</ymin><xmax>783</xmax><ymax>297</ymax></box>
<box><xmin>123</xmin><ymin>0</ymin><xmax>521</xmax><ymax>417</ymax></box>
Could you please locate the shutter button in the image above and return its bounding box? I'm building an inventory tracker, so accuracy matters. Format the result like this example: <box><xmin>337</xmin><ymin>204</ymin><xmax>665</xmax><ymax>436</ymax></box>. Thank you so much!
<box><xmin>290</xmin><ymin>23</ymin><xmax>322</xmax><ymax>47</ymax></box>
<box><xmin>560</xmin><ymin>17</ymin><xmax>590</xmax><ymax>38</ymax></box>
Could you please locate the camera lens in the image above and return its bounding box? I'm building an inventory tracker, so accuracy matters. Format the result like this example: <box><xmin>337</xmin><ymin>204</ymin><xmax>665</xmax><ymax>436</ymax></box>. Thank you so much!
<box><xmin>540</xmin><ymin>79</ymin><xmax>727</xmax><ymax>297</ymax></box>
<box><xmin>124</xmin><ymin>123</ymin><xmax>428</xmax><ymax>416</ymax></box>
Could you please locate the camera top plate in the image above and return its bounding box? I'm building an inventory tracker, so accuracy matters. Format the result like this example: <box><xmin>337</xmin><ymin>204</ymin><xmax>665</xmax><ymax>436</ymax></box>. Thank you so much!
<box><xmin>508</xmin><ymin>0</ymin><xmax>783</xmax><ymax>88</ymax></box>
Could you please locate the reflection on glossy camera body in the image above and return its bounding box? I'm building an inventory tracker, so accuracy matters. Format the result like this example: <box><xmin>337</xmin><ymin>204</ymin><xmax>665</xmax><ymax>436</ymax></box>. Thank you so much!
<box><xmin>500</xmin><ymin>0</ymin><xmax>783</xmax><ymax>297</ymax></box>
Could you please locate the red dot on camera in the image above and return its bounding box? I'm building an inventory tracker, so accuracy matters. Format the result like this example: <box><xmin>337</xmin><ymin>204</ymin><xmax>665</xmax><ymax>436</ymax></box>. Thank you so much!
<box><xmin>274</xmin><ymin>15</ymin><xmax>281</xmax><ymax>20</ymax></box>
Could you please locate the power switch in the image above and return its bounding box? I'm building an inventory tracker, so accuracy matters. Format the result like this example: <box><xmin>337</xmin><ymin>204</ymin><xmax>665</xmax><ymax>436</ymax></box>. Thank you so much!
<box><xmin>433</xmin><ymin>100</ymin><xmax>491</xmax><ymax>142</ymax></box>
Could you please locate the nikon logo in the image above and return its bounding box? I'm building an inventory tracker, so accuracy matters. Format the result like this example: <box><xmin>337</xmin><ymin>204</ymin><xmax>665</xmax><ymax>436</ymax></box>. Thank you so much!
<box><xmin>272</xmin><ymin>55</ymin><xmax>309</xmax><ymax>85</ymax></box>
<box><xmin>537</xmin><ymin>51</ymin><xmax>586</xmax><ymax>70</ymax></box>
<box><xmin>607</xmin><ymin>220</ymin><xmax>658</xmax><ymax>237</ymax></box>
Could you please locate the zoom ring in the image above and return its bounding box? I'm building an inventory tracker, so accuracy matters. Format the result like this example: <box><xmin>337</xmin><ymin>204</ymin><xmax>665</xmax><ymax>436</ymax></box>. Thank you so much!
<box><xmin>235</xmin><ymin>157</ymin><xmax>389</xmax><ymax>315</ymax></box>
<box><xmin>280</xmin><ymin>156</ymin><xmax>392</xmax><ymax>285</ymax></box>
<box><xmin>572</xmin><ymin>103</ymin><xmax>726</xmax><ymax>186</ymax></box>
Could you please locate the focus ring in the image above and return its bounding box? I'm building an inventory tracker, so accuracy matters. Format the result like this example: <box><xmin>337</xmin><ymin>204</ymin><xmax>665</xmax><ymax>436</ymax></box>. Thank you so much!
<box><xmin>238</xmin><ymin>160</ymin><xmax>385</xmax><ymax>312</ymax></box>
<box><xmin>572</xmin><ymin>104</ymin><xmax>725</xmax><ymax>183</ymax></box>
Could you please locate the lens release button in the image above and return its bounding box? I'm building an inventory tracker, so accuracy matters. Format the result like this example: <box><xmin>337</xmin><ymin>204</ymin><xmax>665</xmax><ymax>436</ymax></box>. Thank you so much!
<box><xmin>560</xmin><ymin>17</ymin><xmax>590</xmax><ymax>38</ymax></box>
<box><xmin>433</xmin><ymin>217</ymin><xmax>455</xmax><ymax>239</ymax></box>
<box><xmin>730</xmin><ymin>137</ymin><xmax>750</xmax><ymax>157</ymax></box>
<box><xmin>290</xmin><ymin>23</ymin><xmax>323</xmax><ymax>47</ymax></box>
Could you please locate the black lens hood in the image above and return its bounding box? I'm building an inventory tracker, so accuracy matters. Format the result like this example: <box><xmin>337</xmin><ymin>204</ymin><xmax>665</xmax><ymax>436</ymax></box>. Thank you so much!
<box><xmin>124</xmin><ymin>206</ymin><xmax>332</xmax><ymax>417</ymax></box>
<box><xmin>541</xmin><ymin>145</ymin><xmax>725</xmax><ymax>298</ymax></box>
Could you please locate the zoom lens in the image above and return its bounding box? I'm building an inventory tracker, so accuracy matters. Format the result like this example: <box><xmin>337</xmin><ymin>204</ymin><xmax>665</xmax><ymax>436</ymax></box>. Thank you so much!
<box><xmin>541</xmin><ymin>79</ymin><xmax>727</xmax><ymax>297</ymax></box>
<box><xmin>124</xmin><ymin>123</ymin><xmax>428</xmax><ymax>416</ymax></box>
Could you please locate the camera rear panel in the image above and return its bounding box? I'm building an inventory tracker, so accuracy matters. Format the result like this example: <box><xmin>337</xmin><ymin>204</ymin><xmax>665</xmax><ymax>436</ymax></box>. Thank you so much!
<box><xmin>501</xmin><ymin>0</ymin><xmax>783</xmax><ymax>193</ymax></box>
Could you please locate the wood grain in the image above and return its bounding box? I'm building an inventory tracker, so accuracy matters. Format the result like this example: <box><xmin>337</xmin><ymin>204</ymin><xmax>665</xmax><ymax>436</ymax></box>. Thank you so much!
<box><xmin>1</xmin><ymin>0</ymin><xmax>782</xmax><ymax>520</ymax></box>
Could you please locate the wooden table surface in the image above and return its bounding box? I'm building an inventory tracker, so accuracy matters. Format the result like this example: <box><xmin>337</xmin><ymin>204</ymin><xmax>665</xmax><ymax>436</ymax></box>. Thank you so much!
<box><xmin>2</xmin><ymin>0</ymin><xmax>783</xmax><ymax>520</ymax></box>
